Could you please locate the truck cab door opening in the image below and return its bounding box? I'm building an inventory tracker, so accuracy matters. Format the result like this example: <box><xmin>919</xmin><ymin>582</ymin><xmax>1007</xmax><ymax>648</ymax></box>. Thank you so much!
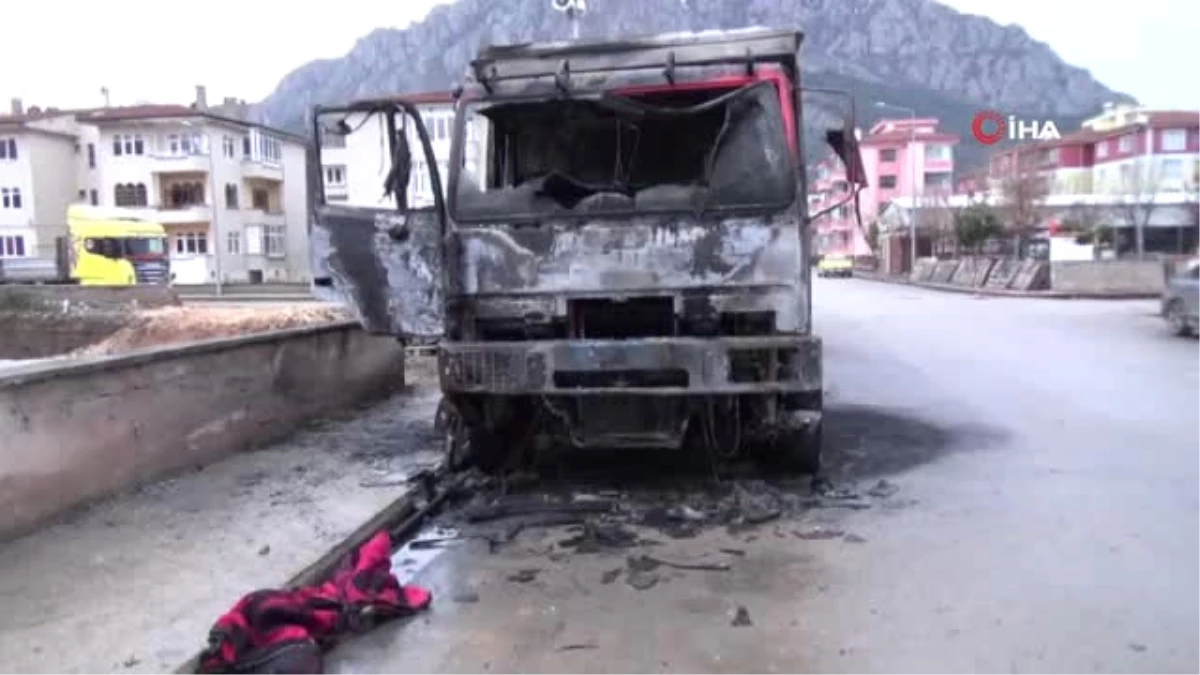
<box><xmin>310</xmin><ymin>101</ymin><xmax>447</xmax><ymax>339</ymax></box>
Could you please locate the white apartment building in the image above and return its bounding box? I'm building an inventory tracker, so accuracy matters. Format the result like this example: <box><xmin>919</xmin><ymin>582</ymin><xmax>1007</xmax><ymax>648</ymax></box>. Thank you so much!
<box><xmin>319</xmin><ymin>92</ymin><xmax>487</xmax><ymax>208</ymax></box>
<box><xmin>0</xmin><ymin>87</ymin><xmax>311</xmax><ymax>284</ymax></box>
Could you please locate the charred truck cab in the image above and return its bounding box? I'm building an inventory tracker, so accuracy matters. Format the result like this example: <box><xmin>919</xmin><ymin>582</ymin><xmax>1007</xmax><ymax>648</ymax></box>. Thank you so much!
<box><xmin>311</xmin><ymin>28</ymin><xmax>866</xmax><ymax>473</ymax></box>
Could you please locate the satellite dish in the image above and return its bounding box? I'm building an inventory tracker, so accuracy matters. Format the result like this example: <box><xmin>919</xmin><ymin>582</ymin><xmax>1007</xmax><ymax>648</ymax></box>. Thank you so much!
<box><xmin>551</xmin><ymin>0</ymin><xmax>583</xmax><ymax>12</ymax></box>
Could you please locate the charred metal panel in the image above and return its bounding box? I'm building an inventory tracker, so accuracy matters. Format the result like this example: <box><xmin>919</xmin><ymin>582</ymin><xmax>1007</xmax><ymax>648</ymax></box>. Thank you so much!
<box><xmin>311</xmin><ymin>205</ymin><xmax>444</xmax><ymax>338</ymax></box>
<box><xmin>439</xmin><ymin>335</ymin><xmax>822</xmax><ymax>395</ymax></box>
<box><xmin>472</xmin><ymin>28</ymin><xmax>801</xmax><ymax>85</ymax></box>
<box><xmin>454</xmin><ymin>212</ymin><xmax>807</xmax><ymax>333</ymax></box>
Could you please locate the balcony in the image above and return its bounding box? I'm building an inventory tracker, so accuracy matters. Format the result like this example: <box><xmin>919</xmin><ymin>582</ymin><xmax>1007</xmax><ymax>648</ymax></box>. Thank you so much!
<box><xmin>242</xmin><ymin>158</ymin><xmax>283</xmax><ymax>181</ymax></box>
<box><xmin>107</xmin><ymin>204</ymin><xmax>212</xmax><ymax>225</ymax></box>
<box><xmin>153</xmin><ymin>204</ymin><xmax>212</xmax><ymax>225</ymax></box>
<box><xmin>923</xmin><ymin>158</ymin><xmax>953</xmax><ymax>174</ymax></box>
<box><xmin>241</xmin><ymin>208</ymin><xmax>286</xmax><ymax>226</ymax></box>
<box><xmin>149</xmin><ymin>153</ymin><xmax>211</xmax><ymax>174</ymax></box>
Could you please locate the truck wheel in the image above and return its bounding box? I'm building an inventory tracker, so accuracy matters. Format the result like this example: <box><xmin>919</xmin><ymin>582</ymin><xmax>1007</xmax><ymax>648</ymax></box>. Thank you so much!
<box><xmin>770</xmin><ymin>419</ymin><xmax>822</xmax><ymax>475</ymax></box>
<box><xmin>1166</xmin><ymin>300</ymin><xmax>1191</xmax><ymax>336</ymax></box>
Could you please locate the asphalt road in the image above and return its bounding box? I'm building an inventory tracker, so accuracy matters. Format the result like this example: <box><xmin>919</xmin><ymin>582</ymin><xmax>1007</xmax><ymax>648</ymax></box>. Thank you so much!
<box><xmin>325</xmin><ymin>277</ymin><xmax>1199</xmax><ymax>674</ymax></box>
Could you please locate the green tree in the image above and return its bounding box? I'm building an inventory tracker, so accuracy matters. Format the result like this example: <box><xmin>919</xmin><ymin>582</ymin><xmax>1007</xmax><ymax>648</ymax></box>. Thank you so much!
<box><xmin>955</xmin><ymin>205</ymin><xmax>1003</xmax><ymax>254</ymax></box>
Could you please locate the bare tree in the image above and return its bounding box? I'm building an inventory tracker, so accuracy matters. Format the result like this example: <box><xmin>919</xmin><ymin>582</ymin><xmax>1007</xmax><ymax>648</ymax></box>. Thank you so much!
<box><xmin>1111</xmin><ymin>158</ymin><xmax>1164</xmax><ymax>259</ymax></box>
<box><xmin>1060</xmin><ymin>201</ymin><xmax>1111</xmax><ymax>256</ymax></box>
<box><xmin>921</xmin><ymin>191</ymin><xmax>958</xmax><ymax>257</ymax></box>
<box><xmin>995</xmin><ymin>148</ymin><xmax>1049</xmax><ymax>258</ymax></box>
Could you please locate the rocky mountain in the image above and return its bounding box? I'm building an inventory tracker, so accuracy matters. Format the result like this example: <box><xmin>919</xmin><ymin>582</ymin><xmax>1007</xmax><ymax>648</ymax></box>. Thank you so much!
<box><xmin>256</xmin><ymin>0</ymin><xmax>1135</xmax><ymax>171</ymax></box>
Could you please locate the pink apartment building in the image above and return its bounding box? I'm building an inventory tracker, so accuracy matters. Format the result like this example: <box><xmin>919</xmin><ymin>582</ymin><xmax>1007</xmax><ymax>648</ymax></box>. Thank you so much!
<box><xmin>810</xmin><ymin>117</ymin><xmax>959</xmax><ymax>265</ymax></box>
<box><xmin>971</xmin><ymin>105</ymin><xmax>1199</xmax><ymax>256</ymax></box>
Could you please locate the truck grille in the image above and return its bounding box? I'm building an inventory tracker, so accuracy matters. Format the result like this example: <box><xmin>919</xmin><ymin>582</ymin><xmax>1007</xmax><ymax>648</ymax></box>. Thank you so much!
<box><xmin>133</xmin><ymin>260</ymin><xmax>170</xmax><ymax>284</ymax></box>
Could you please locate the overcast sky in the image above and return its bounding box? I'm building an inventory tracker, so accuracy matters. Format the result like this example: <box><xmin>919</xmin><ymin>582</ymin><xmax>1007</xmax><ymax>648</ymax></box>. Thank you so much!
<box><xmin>1</xmin><ymin>0</ymin><xmax>1196</xmax><ymax>112</ymax></box>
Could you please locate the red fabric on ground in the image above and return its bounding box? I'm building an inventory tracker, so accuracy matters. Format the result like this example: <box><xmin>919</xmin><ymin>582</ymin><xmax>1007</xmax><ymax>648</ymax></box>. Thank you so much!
<box><xmin>197</xmin><ymin>530</ymin><xmax>432</xmax><ymax>674</ymax></box>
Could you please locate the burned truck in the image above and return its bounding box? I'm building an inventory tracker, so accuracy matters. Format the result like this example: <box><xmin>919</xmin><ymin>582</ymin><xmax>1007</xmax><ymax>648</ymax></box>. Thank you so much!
<box><xmin>311</xmin><ymin>28</ymin><xmax>865</xmax><ymax>473</ymax></box>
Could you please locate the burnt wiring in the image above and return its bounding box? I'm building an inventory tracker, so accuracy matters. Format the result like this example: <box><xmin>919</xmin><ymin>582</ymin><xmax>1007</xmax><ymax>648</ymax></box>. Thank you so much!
<box><xmin>322</xmin><ymin>108</ymin><xmax>413</xmax><ymax>210</ymax></box>
<box><xmin>809</xmin><ymin>182</ymin><xmax>869</xmax><ymax>252</ymax></box>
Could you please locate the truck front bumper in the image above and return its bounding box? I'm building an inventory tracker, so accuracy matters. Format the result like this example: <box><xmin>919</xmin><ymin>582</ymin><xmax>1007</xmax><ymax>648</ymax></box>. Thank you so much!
<box><xmin>439</xmin><ymin>335</ymin><xmax>822</xmax><ymax>395</ymax></box>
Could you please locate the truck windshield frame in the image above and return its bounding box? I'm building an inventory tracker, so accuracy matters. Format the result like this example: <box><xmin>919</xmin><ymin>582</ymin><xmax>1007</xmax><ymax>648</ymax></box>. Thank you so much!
<box><xmin>448</xmin><ymin>72</ymin><xmax>798</xmax><ymax>226</ymax></box>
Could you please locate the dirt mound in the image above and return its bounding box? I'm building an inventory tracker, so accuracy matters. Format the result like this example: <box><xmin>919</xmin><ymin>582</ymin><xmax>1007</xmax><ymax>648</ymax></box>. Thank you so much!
<box><xmin>75</xmin><ymin>304</ymin><xmax>354</xmax><ymax>356</ymax></box>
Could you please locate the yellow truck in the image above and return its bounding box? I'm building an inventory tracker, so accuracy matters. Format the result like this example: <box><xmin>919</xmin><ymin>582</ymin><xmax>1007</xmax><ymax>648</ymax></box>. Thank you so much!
<box><xmin>0</xmin><ymin>205</ymin><xmax>170</xmax><ymax>285</ymax></box>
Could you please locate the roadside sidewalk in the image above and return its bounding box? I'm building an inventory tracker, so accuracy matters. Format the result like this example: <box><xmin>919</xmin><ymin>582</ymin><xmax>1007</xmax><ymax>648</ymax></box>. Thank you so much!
<box><xmin>850</xmin><ymin>270</ymin><xmax>1160</xmax><ymax>300</ymax></box>
<box><xmin>0</xmin><ymin>371</ymin><xmax>441</xmax><ymax>674</ymax></box>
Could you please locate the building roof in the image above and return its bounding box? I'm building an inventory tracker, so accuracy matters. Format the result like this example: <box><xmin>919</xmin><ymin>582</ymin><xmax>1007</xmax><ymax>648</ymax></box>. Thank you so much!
<box><xmin>0</xmin><ymin>103</ymin><xmax>306</xmax><ymax>143</ymax></box>
<box><xmin>339</xmin><ymin>90</ymin><xmax>458</xmax><ymax>109</ymax></box>
<box><xmin>861</xmin><ymin>130</ymin><xmax>960</xmax><ymax>145</ymax></box>
<box><xmin>76</xmin><ymin>104</ymin><xmax>307</xmax><ymax>142</ymax></box>
<box><xmin>866</xmin><ymin>117</ymin><xmax>941</xmax><ymax>135</ymax></box>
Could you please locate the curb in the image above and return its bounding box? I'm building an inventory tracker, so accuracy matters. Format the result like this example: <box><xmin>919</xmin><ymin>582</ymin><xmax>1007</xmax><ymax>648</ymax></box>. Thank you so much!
<box><xmin>851</xmin><ymin>272</ymin><xmax>1159</xmax><ymax>300</ymax></box>
<box><xmin>172</xmin><ymin>470</ymin><xmax>441</xmax><ymax>674</ymax></box>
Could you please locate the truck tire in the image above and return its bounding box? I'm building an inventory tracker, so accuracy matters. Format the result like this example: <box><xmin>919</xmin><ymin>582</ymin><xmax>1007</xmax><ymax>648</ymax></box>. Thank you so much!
<box><xmin>770</xmin><ymin>419</ymin><xmax>822</xmax><ymax>475</ymax></box>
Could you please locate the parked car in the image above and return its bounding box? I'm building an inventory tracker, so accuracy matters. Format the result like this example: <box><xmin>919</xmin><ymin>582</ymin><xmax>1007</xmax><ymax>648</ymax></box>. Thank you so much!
<box><xmin>817</xmin><ymin>254</ymin><xmax>853</xmax><ymax>278</ymax></box>
<box><xmin>1161</xmin><ymin>259</ymin><xmax>1199</xmax><ymax>337</ymax></box>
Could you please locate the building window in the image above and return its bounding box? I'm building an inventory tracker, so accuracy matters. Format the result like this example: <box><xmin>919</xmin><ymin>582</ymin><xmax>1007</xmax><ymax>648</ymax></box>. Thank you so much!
<box><xmin>242</xmin><ymin>136</ymin><xmax>251</xmax><ymax>156</ymax></box>
<box><xmin>113</xmin><ymin>182</ymin><xmax>149</xmax><ymax>207</ymax></box>
<box><xmin>880</xmin><ymin>148</ymin><xmax>897</xmax><ymax>162</ymax></box>
<box><xmin>89</xmin><ymin>189</ymin><xmax>98</xmax><ymax>205</ymax></box>
<box><xmin>879</xmin><ymin>175</ymin><xmax>898</xmax><ymax>189</ymax></box>
<box><xmin>226</xmin><ymin>231</ymin><xmax>240</xmax><ymax>254</ymax></box>
<box><xmin>436</xmin><ymin>117</ymin><xmax>447</xmax><ymax>141</ymax></box>
<box><xmin>926</xmin><ymin>144</ymin><xmax>952</xmax><ymax>162</ymax></box>
<box><xmin>224</xmin><ymin>183</ymin><xmax>238</xmax><ymax>208</ymax></box>
<box><xmin>324</xmin><ymin>165</ymin><xmax>346</xmax><ymax>186</ymax></box>
<box><xmin>113</xmin><ymin>134</ymin><xmax>145</xmax><ymax>156</ymax></box>
<box><xmin>251</xmin><ymin>188</ymin><xmax>269</xmax><ymax>211</ymax></box>
<box><xmin>1118</xmin><ymin>134</ymin><xmax>1134</xmax><ymax>153</ymax></box>
<box><xmin>78</xmin><ymin>189</ymin><xmax>87</xmax><ymax>200</ymax></box>
<box><xmin>223</xmin><ymin>136</ymin><xmax>236</xmax><ymax>158</ymax></box>
<box><xmin>87</xmin><ymin>143</ymin><xmax>96</xmax><ymax>168</ymax></box>
<box><xmin>161</xmin><ymin>133</ymin><xmax>208</xmax><ymax>156</ymax></box>
<box><xmin>1162</xmin><ymin>129</ymin><xmax>1187</xmax><ymax>152</ymax></box>
<box><xmin>0</xmin><ymin>138</ymin><xmax>16</xmax><ymax>160</ymax></box>
<box><xmin>0</xmin><ymin>235</ymin><xmax>26</xmax><ymax>258</ymax></box>
<box><xmin>1</xmin><ymin>187</ymin><xmax>22</xmax><ymax>209</ymax></box>
<box><xmin>1162</xmin><ymin>158</ymin><xmax>1184</xmax><ymax>182</ymax></box>
<box><xmin>319</xmin><ymin>127</ymin><xmax>347</xmax><ymax>148</ymax></box>
<box><xmin>1096</xmin><ymin>142</ymin><xmax>1109</xmax><ymax>159</ymax></box>
<box><xmin>174</xmin><ymin>232</ymin><xmax>208</xmax><ymax>255</ymax></box>
<box><xmin>167</xmin><ymin>182</ymin><xmax>205</xmax><ymax>208</ymax></box>
<box><xmin>264</xmin><ymin>225</ymin><xmax>286</xmax><ymax>258</ymax></box>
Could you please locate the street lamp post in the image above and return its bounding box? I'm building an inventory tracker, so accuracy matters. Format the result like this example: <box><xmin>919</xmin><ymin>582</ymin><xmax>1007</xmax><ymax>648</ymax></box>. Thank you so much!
<box><xmin>875</xmin><ymin>101</ymin><xmax>918</xmax><ymax>273</ymax></box>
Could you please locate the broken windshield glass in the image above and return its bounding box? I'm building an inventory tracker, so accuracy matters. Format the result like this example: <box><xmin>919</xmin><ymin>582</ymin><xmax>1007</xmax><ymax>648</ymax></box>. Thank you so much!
<box><xmin>452</xmin><ymin>81</ymin><xmax>795</xmax><ymax>222</ymax></box>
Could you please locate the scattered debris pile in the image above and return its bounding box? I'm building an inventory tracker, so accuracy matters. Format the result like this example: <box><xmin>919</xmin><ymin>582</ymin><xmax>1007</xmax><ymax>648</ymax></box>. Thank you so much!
<box><xmin>419</xmin><ymin>472</ymin><xmax>907</xmax><ymax>563</ymax></box>
<box><xmin>74</xmin><ymin>305</ymin><xmax>353</xmax><ymax>356</ymax></box>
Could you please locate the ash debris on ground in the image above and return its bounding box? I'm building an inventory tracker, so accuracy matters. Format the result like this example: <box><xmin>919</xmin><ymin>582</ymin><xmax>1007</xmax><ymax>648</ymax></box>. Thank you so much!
<box><xmin>425</xmin><ymin>467</ymin><xmax>901</xmax><ymax>558</ymax></box>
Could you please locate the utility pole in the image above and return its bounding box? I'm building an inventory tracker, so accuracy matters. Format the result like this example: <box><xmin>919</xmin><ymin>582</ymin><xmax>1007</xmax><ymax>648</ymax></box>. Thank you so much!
<box><xmin>875</xmin><ymin>101</ymin><xmax>919</xmax><ymax>273</ymax></box>
<box><xmin>207</xmin><ymin>130</ymin><xmax>223</xmax><ymax>296</ymax></box>
<box><xmin>183</xmin><ymin>120</ymin><xmax>222</xmax><ymax>295</ymax></box>
<box><xmin>552</xmin><ymin>0</ymin><xmax>586</xmax><ymax>39</ymax></box>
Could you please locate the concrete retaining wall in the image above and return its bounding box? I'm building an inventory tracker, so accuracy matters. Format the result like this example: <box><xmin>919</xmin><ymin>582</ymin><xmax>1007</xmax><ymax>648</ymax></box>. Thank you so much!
<box><xmin>0</xmin><ymin>322</ymin><xmax>405</xmax><ymax>540</ymax></box>
<box><xmin>1050</xmin><ymin>260</ymin><xmax>1168</xmax><ymax>295</ymax></box>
